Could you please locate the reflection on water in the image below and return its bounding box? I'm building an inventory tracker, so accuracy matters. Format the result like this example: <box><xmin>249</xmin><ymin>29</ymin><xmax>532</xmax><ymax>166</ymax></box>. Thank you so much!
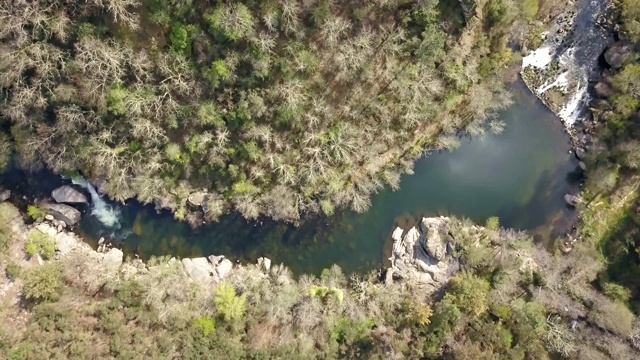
<box><xmin>1</xmin><ymin>80</ymin><xmax>580</xmax><ymax>275</ymax></box>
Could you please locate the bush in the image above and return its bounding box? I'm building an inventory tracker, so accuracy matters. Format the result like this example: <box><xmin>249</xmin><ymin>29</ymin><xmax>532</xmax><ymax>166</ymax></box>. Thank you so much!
<box><xmin>26</xmin><ymin>205</ymin><xmax>47</xmax><ymax>221</ymax></box>
<box><xmin>5</xmin><ymin>261</ymin><xmax>21</xmax><ymax>279</ymax></box>
<box><xmin>25</xmin><ymin>230</ymin><xmax>56</xmax><ymax>260</ymax></box>
<box><xmin>214</xmin><ymin>282</ymin><xmax>246</xmax><ymax>322</ymax></box>
<box><xmin>193</xmin><ymin>316</ymin><xmax>216</xmax><ymax>336</ymax></box>
<box><xmin>522</xmin><ymin>0</ymin><xmax>539</xmax><ymax>21</ymax></box>
<box><xmin>602</xmin><ymin>282</ymin><xmax>632</xmax><ymax>302</ymax></box>
<box><xmin>486</xmin><ymin>216</ymin><xmax>500</xmax><ymax>230</ymax></box>
<box><xmin>22</xmin><ymin>263</ymin><xmax>63</xmax><ymax>301</ymax></box>
<box><xmin>443</xmin><ymin>272</ymin><xmax>490</xmax><ymax>316</ymax></box>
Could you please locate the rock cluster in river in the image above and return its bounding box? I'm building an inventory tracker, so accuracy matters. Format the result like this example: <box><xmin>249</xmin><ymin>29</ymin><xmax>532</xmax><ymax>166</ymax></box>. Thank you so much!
<box><xmin>51</xmin><ymin>185</ymin><xmax>88</xmax><ymax>205</ymax></box>
<box><xmin>387</xmin><ymin>217</ymin><xmax>460</xmax><ymax>291</ymax></box>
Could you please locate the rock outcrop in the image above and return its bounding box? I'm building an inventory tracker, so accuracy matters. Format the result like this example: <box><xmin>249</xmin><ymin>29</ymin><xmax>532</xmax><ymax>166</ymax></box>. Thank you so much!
<box><xmin>389</xmin><ymin>217</ymin><xmax>460</xmax><ymax>291</ymax></box>
<box><xmin>604</xmin><ymin>41</ymin><xmax>634</xmax><ymax>69</ymax></box>
<box><xmin>41</xmin><ymin>203</ymin><xmax>81</xmax><ymax>226</ymax></box>
<box><xmin>52</xmin><ymin>185</ymin><xmax>88</xmax><ymax>204</ymax></box>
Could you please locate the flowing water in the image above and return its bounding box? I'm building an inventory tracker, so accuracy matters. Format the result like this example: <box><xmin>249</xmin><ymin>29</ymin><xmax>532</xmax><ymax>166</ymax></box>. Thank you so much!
<box><xmin>69</xmin><ymin>80</ymin><xmax>579</xmax><ymax>275</ymax></box>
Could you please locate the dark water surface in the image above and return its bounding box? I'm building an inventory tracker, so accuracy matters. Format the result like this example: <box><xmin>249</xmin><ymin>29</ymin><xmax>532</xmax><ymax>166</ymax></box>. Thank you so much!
<box><xmin>1</xmin><ymin>81</ymin><xmax>580</xmax><ymax>275</ymax></box>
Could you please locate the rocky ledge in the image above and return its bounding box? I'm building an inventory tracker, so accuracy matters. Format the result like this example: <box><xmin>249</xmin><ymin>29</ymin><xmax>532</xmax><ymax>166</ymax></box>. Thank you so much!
<box><xmin>16</xmin><ymin>209</ymin><xmax>271</xmax><ymax>285</ymax></box>
<box><xmin>387</xmin><ymin>217</ymin><xmax>462</xmax><ymax>292</ymax></box>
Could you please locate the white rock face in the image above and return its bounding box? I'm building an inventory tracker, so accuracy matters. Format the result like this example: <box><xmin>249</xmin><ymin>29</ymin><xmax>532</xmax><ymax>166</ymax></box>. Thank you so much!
<box><xmin>391</xmin><ymin>227</ymin><xmax>404</xmax><ymax>242</ymax></box>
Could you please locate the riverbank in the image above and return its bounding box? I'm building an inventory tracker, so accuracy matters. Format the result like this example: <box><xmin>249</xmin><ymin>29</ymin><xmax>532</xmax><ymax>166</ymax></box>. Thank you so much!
<box><xmin>3</xmin><ymin>199</ymin><xmax>639</xmax><ymax>358</ymax></box>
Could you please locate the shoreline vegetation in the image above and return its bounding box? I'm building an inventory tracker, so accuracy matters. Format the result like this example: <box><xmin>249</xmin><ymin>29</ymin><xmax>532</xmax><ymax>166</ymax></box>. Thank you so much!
<box><xmin>2</xmin><ymin>0</ymin><xmax>640</xmax><ymax>359</ymax></box>
<box><xmin>2</xmin><ymin>203</ymin><xmax>640</xmax><ymax>359</ymax></box>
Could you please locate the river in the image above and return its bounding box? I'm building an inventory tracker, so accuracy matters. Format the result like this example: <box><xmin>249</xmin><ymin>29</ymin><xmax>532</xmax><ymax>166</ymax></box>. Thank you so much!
<box><xmin>55</xmin><ymin>79</ymin><xmax>576</xmax><ymax>275</ymax></box>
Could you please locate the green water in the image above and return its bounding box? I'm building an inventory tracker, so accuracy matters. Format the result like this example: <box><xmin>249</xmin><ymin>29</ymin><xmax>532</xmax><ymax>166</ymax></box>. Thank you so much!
<box><xmin>78</xmin><ymin>81</ymin><xmax>579</xmax><ymax>274</ymax></box>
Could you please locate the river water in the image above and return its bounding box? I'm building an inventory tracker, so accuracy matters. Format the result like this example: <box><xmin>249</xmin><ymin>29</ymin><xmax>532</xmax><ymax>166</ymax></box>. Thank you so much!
<box><xmin>0</xmin><ymin>80</ymin><xmax>579</xmax><ymax>275</ymax></box>
<box><xmin>59</xmin><ymin>80</ymin><xmax>577</xmax><ymax>274</ymax></box>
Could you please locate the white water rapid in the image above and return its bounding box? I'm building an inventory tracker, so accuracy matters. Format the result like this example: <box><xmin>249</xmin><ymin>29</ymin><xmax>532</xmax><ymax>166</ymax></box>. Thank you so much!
<box><xmin>72</xmin><ymin>177</ymin><xmax>122</xmax><ymax>228</ymax></box>
<box><xmin>521</xmin><ymin>0</ymin><xmax>612</xmax><ymax>126</ymax></box>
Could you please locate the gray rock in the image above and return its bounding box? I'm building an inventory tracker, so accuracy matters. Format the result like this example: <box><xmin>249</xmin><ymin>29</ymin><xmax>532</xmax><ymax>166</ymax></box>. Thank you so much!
<box><xmin>216</xmin><ymin>258</ymin><xmax>233</xmax><ymax>280</ymax></box>
<box><xmin>41</xmin><ymin>203</ymin><xmax>81</xmax><ymax>226</ymax></box>
<box><xmin>575</xmin><ymin>147</ymin><xmax>586</xmax><ymax>160</ymax></box>
<box><xmin>103</xmin><ymin>248</ymin><xmax>124</xmax><ymax>270</ymax></box>
<box><xmin>44</xmin><ymin>214</ymin><xmax>54</xmax><ymax>221</ymax></box>
<box><xmin>187</xmin><ymin>192</ymin><xmax>208</xmax><ymax>207</ymax></box>
<box><xmin>182</xmin><ymin>257</ymin><xmax>215</xmax><ymax>282</ymax></box>
<box><xmin>594</xmin><ymin>81</ymin><xmax>613</xmax><ymax>98</ymax></box>
<box><xmin>578</xmin><ymin>161</ymin><xmax>586</xmax><ymax>171</ymax></box>
<box><xmin>52</xmin><ymin>185</ymin><xmax>88</xmax><ymax>204</ymax></box>
<box><xmin>604</xmin><ymin>41</ymin><xmax>634</xmax><ymax>69</ymax></box>
<box><xmin>54</xmin><ymin>232</ymin><xmax>81</xmax><ymax>255</ymax></box>
<box><xmin>421</xmin><ymin>218</ymin><xmax>449</xmax><ymax>261</ymax></box>
<box><xmin>257</xmin><ymin>257</ymin><xmax>271</xmax><ymax>271</ymax></box>
<box><xmin>0</xmin><ymin>189</ymin><xmax>10</xmax><ymax>202</ymax></box>
<box><xmin>564</xmin><ymin>194</ymin><xmax>581</xmax><ymax>206</ymax></box>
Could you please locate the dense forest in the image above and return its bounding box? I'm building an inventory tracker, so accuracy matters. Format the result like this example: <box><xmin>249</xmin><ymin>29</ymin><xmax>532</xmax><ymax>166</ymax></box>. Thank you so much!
<box><xmin>0</xmin><ymin>0</ymin><xmax>535</xmax><ymax>224</ymax></box>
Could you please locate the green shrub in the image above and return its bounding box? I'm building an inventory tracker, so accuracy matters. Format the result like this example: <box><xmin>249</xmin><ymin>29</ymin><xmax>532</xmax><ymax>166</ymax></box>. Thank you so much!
<box><xmin>486</xmin><ymin>216</ymin><xmax>500</xmax><ymax>230</ymax></box>
<box><xmin>193</xmin><ymin>316</ymin><xmax>216</xmax><ymax>336</ymax></box>
<box><xmin>214</xmin><ymin>283</ymin><xmax>246</xmax><ymax>322</ymax></box>
<box><xmin>25</xmin><ymin>230</ymin><xmax>56</xmax><ymax>260</ymax></box>
<box><xmin>522</xmin><ymin>0</ymin><xmax>539</xmax><ymax>21</ymax></box>
<box><xmin>443</xmin><ymin>272</ymin><xmax>490</xmax><ymax>316</ymax></box>
<box><xmin>5</xmin><ymin>261</ymin><xmax>21</xmax><ymax>279</ymax></box>
<box><xmin>602</xmin><ymin>282</ymin><xmax>632</xmax><ymax>302</ymax></box>
<box><xmin>26</xmin><ymin>205</ymin><xmax>47</xmax><ymax>221</ymax></box>
<box><xmin>23</xmin><ymin>263</ymin><xmax>63</xmax><ymax>301</ymax></box>
<box><xmin>169</xmin><ymin>23</ymin><xmax>190</xmax><ymax>53</ymax></box>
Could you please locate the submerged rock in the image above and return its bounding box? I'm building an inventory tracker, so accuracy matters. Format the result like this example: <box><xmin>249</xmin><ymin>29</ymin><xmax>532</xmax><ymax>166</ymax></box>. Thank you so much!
<box><xmin>52</xmin><ymin>185</ymin><xmax>88</xmax><ymax>204</ymax></box>
<box><xmin>578</xmin><ymin>161</ymin><xmax>587</xmax><ymax>171</ymax></box>
<box><xmin>604</xmin><ymin>41</ymin><xmax>634</xmax><ymax>69</ymax></box>
<box><xmin>41</xmin><ymin>203</ymin><xmax>81</xmax><ymax>226</ymax></box>
<box><xmin>564</xmin><ymin>194</ymin><xmax>581</xmax><ymax>206</ymax></box>
<box><xmin>0</xmin><ymin>189</ymin><xmax>10</xmax><ymax>202</ymax></box>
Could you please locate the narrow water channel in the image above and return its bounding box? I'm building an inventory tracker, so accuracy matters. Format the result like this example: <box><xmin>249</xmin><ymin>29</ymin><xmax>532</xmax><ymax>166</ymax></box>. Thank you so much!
<box><xmin>72</xmin><ymin>80</ymin><xmax>579</xmax><ymax>274</ymax></box>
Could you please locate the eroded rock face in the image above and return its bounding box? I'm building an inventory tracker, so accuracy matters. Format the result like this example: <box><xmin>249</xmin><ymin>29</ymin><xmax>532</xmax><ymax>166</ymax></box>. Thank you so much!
<box><xmin>389</xmin><ymin>217</ymin><xmax>460</xmax><ymax>291</ymax></box>
<box><xmin>41</xmin><ymin>203</ymin><xmax>81</xmax><ymax>226</ymax></box>
<box><xmin>52</xmin><ymin>185</ymin><xmax>88</xmax><ymax>204</ymax></box>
